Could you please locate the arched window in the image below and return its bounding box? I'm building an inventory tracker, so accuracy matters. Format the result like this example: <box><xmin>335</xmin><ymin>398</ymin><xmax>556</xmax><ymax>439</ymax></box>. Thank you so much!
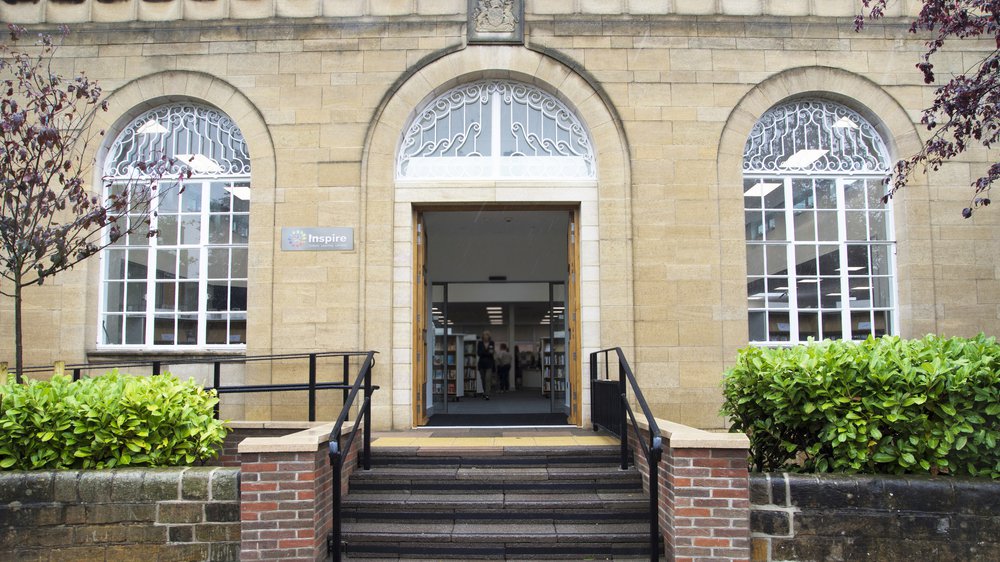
<box><xmin>397</xmin><ymin>80</ymin><xmax>595</xmax><ymax>180</ymax></box>
<box><xmin>743</xmin><ymin>99</ymin><xmax>896</xmax><ymax>344</ymax></box>
<box><xmin>99</xmin><ymin>104</ymin><xmax>251</xmax><ymax>347</ymax></box>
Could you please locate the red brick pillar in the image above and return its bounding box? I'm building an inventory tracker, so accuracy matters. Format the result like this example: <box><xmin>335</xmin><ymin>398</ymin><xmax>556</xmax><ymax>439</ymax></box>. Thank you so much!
<box><xmin>664</xmin><ymin>447</ymin><xmax>750</xmax><ymax>561</ymax></box>
<box><xmin>238</xmin><ymin>423</ymin><xmax>362</xmax><ymax>562</ymax></box>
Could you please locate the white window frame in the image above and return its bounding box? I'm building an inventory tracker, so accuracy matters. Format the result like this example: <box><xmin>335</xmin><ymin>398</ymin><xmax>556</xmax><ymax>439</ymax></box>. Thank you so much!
<box><xmin>397</xmin><ymin>80</ymin><xmax>596</xmax><ymax>181</ymax></box>
<box><xmin>98</xmin><ymin>104</ymin><xmax>250</xmax><ymax>350</ymax></box>
<box><xmin>743</xmin><ymin>99</ymin><xmax>898</xmax><ymax>345</ymax></box>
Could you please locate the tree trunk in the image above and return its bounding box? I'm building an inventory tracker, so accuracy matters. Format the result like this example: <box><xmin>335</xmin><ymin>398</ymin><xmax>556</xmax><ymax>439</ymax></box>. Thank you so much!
<box><xmin>14</xmin><ymin>280</ymin><xmax>22</xmax><ymax>383</ymax></box>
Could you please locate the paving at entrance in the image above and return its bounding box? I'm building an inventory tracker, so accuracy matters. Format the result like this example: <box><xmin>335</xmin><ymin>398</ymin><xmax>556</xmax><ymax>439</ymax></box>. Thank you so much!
<box><xmin>370</xmin><ymin>426</ymin><xmax>618</xmax><ymax>451</ymax></box>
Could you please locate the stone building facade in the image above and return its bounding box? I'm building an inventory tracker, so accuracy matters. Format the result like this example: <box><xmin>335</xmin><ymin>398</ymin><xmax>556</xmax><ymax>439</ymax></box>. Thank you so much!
<box><xmin>2</xmin><ymin>0</ymin><xmax>997</xmax><ymax>430</ymax></box>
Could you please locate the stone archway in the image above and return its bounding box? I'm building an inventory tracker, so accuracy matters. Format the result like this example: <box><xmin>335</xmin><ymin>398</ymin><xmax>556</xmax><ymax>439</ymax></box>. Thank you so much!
<box><xmin>361</xmin><ymin>46</ymin><xmax>633</xmax><ymax>429</ymax></box>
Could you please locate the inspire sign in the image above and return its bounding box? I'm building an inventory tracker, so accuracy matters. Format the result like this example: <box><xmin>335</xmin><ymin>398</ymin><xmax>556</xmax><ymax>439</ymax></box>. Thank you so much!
<box><xmin>281</xmin><ymin>227</ymin><xmax>354</xmax><ymax>251</ymax></box>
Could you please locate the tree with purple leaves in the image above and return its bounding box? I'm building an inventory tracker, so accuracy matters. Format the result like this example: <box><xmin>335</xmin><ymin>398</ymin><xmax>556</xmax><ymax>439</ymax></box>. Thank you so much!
<box><xmin>858</xmin><ymin>1</ymin><xmax>999</xmax><ymax>218</ymax></box>
<box><xmin>0</xmin><ymin>25</ymin><xmax>178</xmax><ymax>380</ymax></box>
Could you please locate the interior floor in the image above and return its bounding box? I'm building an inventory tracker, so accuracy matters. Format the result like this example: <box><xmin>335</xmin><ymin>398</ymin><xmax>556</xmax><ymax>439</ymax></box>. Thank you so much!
<box><xmin>441</xmin><ymin>388</ymin><xmax>555</xmax><ymax>414</ymax></box>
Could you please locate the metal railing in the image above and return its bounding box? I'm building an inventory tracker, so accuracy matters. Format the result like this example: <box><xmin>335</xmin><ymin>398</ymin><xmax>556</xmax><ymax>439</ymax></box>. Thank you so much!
<box><xmin>20</xmin><ymin>351</ymin><xmax>372</xmax><ymax>422</ymax></box>
<box><xmin>590</xmin><ymin>347</ymin><xmax>663</xmax><ymax>562</ymax></box>
<box><xmin>327</xmin><ymin>350</ymin><xmax>377</xmax><ymax>562</ymax></box>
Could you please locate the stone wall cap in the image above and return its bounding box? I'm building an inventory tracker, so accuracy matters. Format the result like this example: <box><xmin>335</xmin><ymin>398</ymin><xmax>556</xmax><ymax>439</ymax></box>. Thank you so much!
<box><xmin>237</xmin><ymin>420</ymin><xmax>358</xmax><ymax>453</ymax></box>
<box><xmin>227</xmin><ymin>420</ymin><xmax>330</xmax><ymax>430</ymax></box>
<box><xmin>634</xmin><ymin>417</ymin><xmax>750</xmax><ymax>449</ymax></box>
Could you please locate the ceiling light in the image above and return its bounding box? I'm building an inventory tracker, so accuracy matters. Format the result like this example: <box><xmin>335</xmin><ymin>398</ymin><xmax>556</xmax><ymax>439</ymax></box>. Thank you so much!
<box><xmin>744</xmin><ymin>182</ymin><xmax>782</xmax><ymax>197</ymax></box>
<box><xmin>225</xmin><ymin>185</ymin><xmax>251</xmax><ymax>201</ymax></box>
<box><xmin>798</xmin><ymin>279</ymin><xmax>821</xmax><ymax>284</ymax></box>
<box><xmin>175</xmin><ymin>153</ymin><xmax>223</xmax><ymax>174</ymax></box>
<box><xmin>780</xmin><ymin>149</ymin><xmax>828</xmax><ymax>169</ymax></box>
<box><xmin>836</xmin><ymin>266</ymin><xmax>866</xmax><ymax>272</ymax></box>
<box><xmin>137</xmin><ymin>120</ymin><xmax>168</xmax><ymax>134</ymax></box>
<box><xmin>832</xmin><ymin>116</ymin><xmax>859</xmax><ymax>129</ymax></box>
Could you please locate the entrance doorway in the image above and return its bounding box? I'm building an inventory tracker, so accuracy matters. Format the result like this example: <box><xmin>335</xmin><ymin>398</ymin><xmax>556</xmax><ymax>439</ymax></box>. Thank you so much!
<box><xmin>413</xmin><ymin>208</ymin><xmax>581</xmax><ymax>427</ymax></box>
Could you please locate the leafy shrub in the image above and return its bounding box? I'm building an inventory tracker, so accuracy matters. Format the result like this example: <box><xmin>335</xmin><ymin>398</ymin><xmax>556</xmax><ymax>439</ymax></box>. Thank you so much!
<box><xmin>0</xmin><ymin>371</ymin><xmax>229</xmax><ymax>470</ymax></box>
<box><xmin>721</xmin><ymin>335</ymin><xmax>1000</xmax><ymax>478</ymax></box>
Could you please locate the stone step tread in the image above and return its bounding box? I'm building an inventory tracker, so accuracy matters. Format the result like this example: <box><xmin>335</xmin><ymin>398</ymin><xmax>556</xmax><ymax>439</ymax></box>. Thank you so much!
<box><xmin>353</xmin><ymin>467</ymin><xmax>640</xmax><ymax>478</ymax></box>
<box><xmin>342</xmin><ymin>544</ymin><xmax>654</xmax><ymax>561</ymax></box>
<box><xmin>342</xmin><ymin>521</ymin><xmax>650</xmax><ymax>540</ymax></box>
<box><xmin>343</xmin><ymin>490</ymin><xmax>648</xmax><ymax>506</ymax></box>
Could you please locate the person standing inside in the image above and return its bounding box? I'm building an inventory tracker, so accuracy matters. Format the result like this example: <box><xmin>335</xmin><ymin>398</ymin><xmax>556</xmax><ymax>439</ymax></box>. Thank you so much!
<box><xmin>496</xmin><ymin>343</ymin><xmax>512</xmax><ymax>393</ymax></box>
<box><xmin>477</xmin><ymin>330</ymin><xmax>495</xmax><ymax>400</ymax></box>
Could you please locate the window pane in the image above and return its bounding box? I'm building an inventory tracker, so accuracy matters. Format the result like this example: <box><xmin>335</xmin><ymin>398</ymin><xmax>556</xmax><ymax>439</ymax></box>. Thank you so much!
<box><xmin>210</xmin><ymin>183</ymin><xmax>232</xmax><ymax>213</ymax></box>
<box><xmin>106</xmin><ymin>250</ymin><xmax>127</xmax><ymax>280</ymax></box>
<box><xmin>747</xmin><ymin>277</ymin><xmax>765</xmax><ymax>307</ymax></box>
<box><xmin>815</xmin><ymin>179</ymin><xmax>836</xmax><ymax>209</ymax></box>
<box><xmin>873</xmin><ymin>310</ymin><xmax>890</xmax><ymax>337</ymax></box>
<box><xmin>155</xmin><ymin>282</ymin><xmax>175</xmax><ymax>311</ymax></box>
<box><xmin>230</xmin><ymin>316</ymin><xmax>247</xmax><ymax>344</ymax></box>
<box><xmin>847</xmin><ymin>245</ymin><xmax>869</xmax><ymax>273</ymax></box>
<box><xmin>206</xmin><ymin>316</ymin><xmax>228</xmax><ymax>345</ymax></box>
<box><xmin>231</xmin><ymin>281</ymin><xmax>248</xmax><ymax>311</ymax></box>
<box><xmin>818</xmin><ymin>245</ymin><xmax>839</xmax><ymax>276</ymax></box>
<box><xmin>209</xmin><ymin>215</ymin><xmax>230</xmax><ymax>244</ymax></box>
<box><xmin>105</xmin><ymin>282</ymin><xmax>125</xmax><ymax>312</ymax></box>
<box><xmin>868</xmin><ymin>211</ymin><xmax>887</xmax><ymax>241</ymax></box>
<box><xmin>845</xmin><ymin>211</ymin><xmax>867</xmax><ymax>240</ymax></box>
<box><xmin>748</xmin><ymin>311</ymin><xmax>767</xmax><ymax>341</ymax></box>
<box><xmin>797</xmin><ymin>279</ymin><xmax>818</xmax><ymax>308</ymax></box>
<box><xmin>126</xmin><ymin>251</ymin><xmax>148</xmax><ymax>279</ymax></box>
<box><xmin>158</xmin><ymin>185</ymin><xmax>179</xmax><ymax>213</ymax></box>
<box><xmin>208</xmin><ymin>248</ymin><xmax>229</xmax><ymax>279</ymax></box>
<box><xmin>746</xmin><ymin>244</ymin><xmax>764</xmax><ymax>277</ymax></box>
<box><xmin>870</xmin><ymin>244</ymin><xmax>891</xmax><ymax>276</ymax></box>
<box><xmin>764</xmin><ymin>211</ymin><xmax>785</xmax><ymax>241</ymax></box>
<box><xmin>851</xmin><ymin>311</ymin><xmax>873</xmax><ymax>340</ymax></box>
<box><xmin>154</xmin><ymin>316</ymin><xmax>175</xmax><ymax>345</ymax></box>
<box><xmin>867</xmin><ymin>179</ymin><xmax>887</xmax><ymax>209</ymax></box>
<box><xmin>746</xmin><ymin>211</ymin><xmax>763</xmax><ymax>241</ymax></box>
<box><xmin>127</xmin><ymin>220</ymin><xmax>149</xmax><ymax>246</ymax></box>
<box><xmin>232</xmin><ymin>216</ymin><xmax>249</xmax><ymax>244</ymax></box>
<box><xmin>872</xmin><ymin>277</ymin><xmax>892</xmax><ymax>308</ymax></box>
<box><xmin>177</xmin><ymin>282</ymin><xmax>199</xmax><ymax>312</ymax></box>
<box><xmin>103</xmin><ymin>315</ymin><xmax>122</xmax><ymax>345</ymax></box>
<box><xmin>180</xmin><ymin>216</ymin><xmax>201</xmax><ymax>245</ymax></box>
<box><xmin>156</xmin><ymin>216</ymin><xmax>178</xmax><ymax>246</ymax></box>
<box><xmin>792</xmin><ymin>179</ymin><xmax>814</xmax><ymax>210</ymax></box>
<box><xmin>181</xmin><ymin>183</ymin><xmax>202</xmax><ymax>212</ymax></box>
<box><xmin>125</xmin><ymin>315</ymin><xmax>145</xmax><ymax>345</ymax></box>
<box><xmin>820</xmin><ymin>278</ymin><xmax>841</xmax><ymax>308</ymax></box>
<box><xmin>765</xmin><ymin>245</ymin><xmax>787</xmax><ymax>276</ymax></box>
<box><xmin>816</xmin><ymin>210</ymin><xmax>838</xmax><ymax>241</ymax></box>
<box><xmin>744</xmin><ymin>178</ymin><xmax>763</xmax><ymax>209</ymax></box>
<box><xmin>126</xmin><ymin>282</ymin><xmax>146</xmax><ymax>312</ymax></box>
<box><xmin>207</xmin><ymin>281</ymin><xmax>228</xmax><ymax>311</ymax></box>
<box><xmin>822</xmin><ymin>312</ymin><xmax>843</xmax><ymax>340</ymax></box>
<box><xmin>232</xmin><ymin>184</ymin><xmax>250</xmax><ymax>212</ymax></box>
<box><xmin>844</xmin><ymin>180</ymin><xmax>866</xmax><ymax>209</ymax></box>
<box><xmin>178</xmin><ymin>249</ymin><xmax>200</xmax><ymax>280</ymax></box>
<box><xmin>798</xmin><ymin>312</ymin><xmax>818</xmax><ymax>340</ymax></box>
<box><xmin>768</xmin><ymin>312</ymin><xmax>790</xmax><ymax>342</ymax></box>
<box><xmin>157</xmin><ymin>250</ymin><xmax>177</xmax><ymax>280</ymax></box>
<box><xmin>848</xmin><ymin>278</ymin><xmax>872</xmax><ymax>306</ymax></box>
<box><xmin>795</xmin><ymin>246</ymin><xmax>817</xmax><ymax>276</ymax></box>
<box><xmin>177</xmin><ymin>316</ymin><xmax>198</xmax><ymax>345</ymax></box>
<box><xmin>794</xmin><ymin>211</ymin><xmax>815</xmax><ymax>242</ymax></box>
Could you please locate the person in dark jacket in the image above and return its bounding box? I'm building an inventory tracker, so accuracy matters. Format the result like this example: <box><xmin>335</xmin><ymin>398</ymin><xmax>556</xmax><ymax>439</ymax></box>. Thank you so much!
<box><xmin>477</xmin><ymin>330</ymin><xmax>495</xmax><ymax>400</ymax></box>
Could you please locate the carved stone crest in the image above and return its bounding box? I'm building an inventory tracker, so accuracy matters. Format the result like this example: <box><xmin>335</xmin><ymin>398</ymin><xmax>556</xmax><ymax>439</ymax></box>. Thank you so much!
<box><xmin>474</xmin><ymin>0</ymin><xmax>516</xmax><ymax>33</ymax></box>
<box><xmin>468</xmin><ymin>0</ymin><xmax>523</xmax><ymax>44</ymax></box>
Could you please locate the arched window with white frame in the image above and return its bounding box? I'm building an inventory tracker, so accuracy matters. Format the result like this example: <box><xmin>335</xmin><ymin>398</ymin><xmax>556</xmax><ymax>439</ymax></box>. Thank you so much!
<box><xmin>743</xmin><ymin>99</ymin><xmax>896</xmax><ymax>344</ymax></box>
<box><xmin>99</xmin><ymin>103</ymin><xmax>251</xmax><ymax>348</ymax></box>
<box><xmin>397</xmin><ymin>80</ymin><xmax>596</xmax><ymax>181</ymax></box>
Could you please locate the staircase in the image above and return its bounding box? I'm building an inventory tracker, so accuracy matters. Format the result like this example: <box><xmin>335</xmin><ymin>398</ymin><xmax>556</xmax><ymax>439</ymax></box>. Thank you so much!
<box><xmin>338</xmin><ymin>443</ymin><xmax>658</xmax><ymax>560</ymax></box>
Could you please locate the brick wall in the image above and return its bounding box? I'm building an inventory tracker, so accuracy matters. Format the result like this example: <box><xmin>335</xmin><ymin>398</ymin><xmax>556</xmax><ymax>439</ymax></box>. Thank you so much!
<box><xmin>239</xmin><ymin>422</ymin><xmax>364</xmax><ymax>562</ymax></box>
<box><xmin>0</xmin><ymin>467</ymin><xmax>240</xmax><ymax>561</ymax></box>
<box><xmin>629</xmin><ymin>420</ymin><xmax>752</xmax><ymax>561</ymax></box>
<box><xmin>750</xmin><ymin>473</ymin><xmax>1000</xmax><ymax>561</ymax></box>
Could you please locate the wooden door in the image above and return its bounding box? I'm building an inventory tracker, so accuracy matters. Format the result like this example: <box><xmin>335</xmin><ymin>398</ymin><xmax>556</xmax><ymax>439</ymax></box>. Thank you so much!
<box><xmin>567</xmin><ymin>208</ymin><xmax>583</xmax><ymax>425</ymax></box>
<box><xmin>412</xmin><ymin>212</ymin><xmax>429</xmax><ymax>426</ymax></box>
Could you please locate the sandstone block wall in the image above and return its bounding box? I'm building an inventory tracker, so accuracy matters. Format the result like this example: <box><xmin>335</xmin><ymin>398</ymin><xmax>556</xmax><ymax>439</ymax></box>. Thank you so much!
<box><xmin>0</xmin><ymin>467</ymin><xmax>241</xmax><ymax>561</ymax></box>
<box><xmin>0</xmin><ymin>7</ymin><xmax>995</xmax><ymax>429</ymax></box>
<box><xmin>750</xmin><ymin>473</ymin><xmax>1000</xmax><ymax>561</ymax></box>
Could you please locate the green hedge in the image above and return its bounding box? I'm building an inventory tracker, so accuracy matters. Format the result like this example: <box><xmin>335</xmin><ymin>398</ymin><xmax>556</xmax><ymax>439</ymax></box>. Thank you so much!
<box><xmin>0</xmin><ymin>372</ymin><xmax>228</xmax><ymax>470</ymax></box>
<box><xmin>721</xmin><ymin>335</ymin><xmax>1000</xmax><ymax>477</ymax></box>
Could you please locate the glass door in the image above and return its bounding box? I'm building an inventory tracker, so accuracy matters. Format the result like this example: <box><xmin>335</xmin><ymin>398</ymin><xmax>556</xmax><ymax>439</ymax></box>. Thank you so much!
<box><xmin>543</xmin><ymin>282</ymin><xmax>568</xmax><ymax>414</ymax></box>
<box><xmin>430</xmin><ymin>283</ymin><xmax>451</xmax><ymax>413</ymax></box>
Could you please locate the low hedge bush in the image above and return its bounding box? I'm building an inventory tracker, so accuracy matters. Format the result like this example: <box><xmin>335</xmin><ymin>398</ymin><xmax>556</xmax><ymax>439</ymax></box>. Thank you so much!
<box><xmin>0</xmin><ymin>371</ymin><xmax>228</xmax><ymax>470</ymax></box>
<box><xmin>722</xmin><ymin>335</ymin><xmax>1000</xmax><ymax>477</ymax></box>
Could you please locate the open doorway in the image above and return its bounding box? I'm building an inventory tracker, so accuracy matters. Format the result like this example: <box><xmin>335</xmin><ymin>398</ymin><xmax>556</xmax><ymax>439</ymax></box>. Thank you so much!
<box><xmin>415</xmin><ymin>208</ymin><xmax>580</xmax><ymax>426</ymax></box>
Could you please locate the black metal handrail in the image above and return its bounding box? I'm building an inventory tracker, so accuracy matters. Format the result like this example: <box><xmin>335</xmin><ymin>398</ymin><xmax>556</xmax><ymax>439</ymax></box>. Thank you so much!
<box><xmin>590</xmin><ymin>347</ymin><xmax>663</xmax><ymax>562</ymax></box>
<box><xmin>327</xmin><ymin>350</ymin><xmax>377</xmax><ymax>562</ymax></box>
<box><xmin>17</xmin><ymin>351</ymin><xmax>371</xmax><ymax>422</ymax></box>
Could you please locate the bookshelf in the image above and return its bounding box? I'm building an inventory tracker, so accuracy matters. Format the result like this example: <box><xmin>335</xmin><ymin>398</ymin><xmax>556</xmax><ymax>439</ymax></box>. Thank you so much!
<box><xmin>539</xmin><ymin>334</ymin><xmax>566</xmax><ymax>398</ymax></box>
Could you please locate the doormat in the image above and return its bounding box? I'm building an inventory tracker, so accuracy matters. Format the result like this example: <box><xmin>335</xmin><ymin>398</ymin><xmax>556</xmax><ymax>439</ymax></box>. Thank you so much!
<box><xmin>426</xmin><ymin>413</ymin><xmax>569</xmax><ymax>427</ymax></box>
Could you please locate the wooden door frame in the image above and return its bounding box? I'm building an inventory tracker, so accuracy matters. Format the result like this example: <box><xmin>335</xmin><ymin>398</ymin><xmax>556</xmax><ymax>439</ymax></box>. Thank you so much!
<box><xmin>412</xmin><ymin>203</ymin><xmax>583</xmax><ymax>427</ymax></box>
